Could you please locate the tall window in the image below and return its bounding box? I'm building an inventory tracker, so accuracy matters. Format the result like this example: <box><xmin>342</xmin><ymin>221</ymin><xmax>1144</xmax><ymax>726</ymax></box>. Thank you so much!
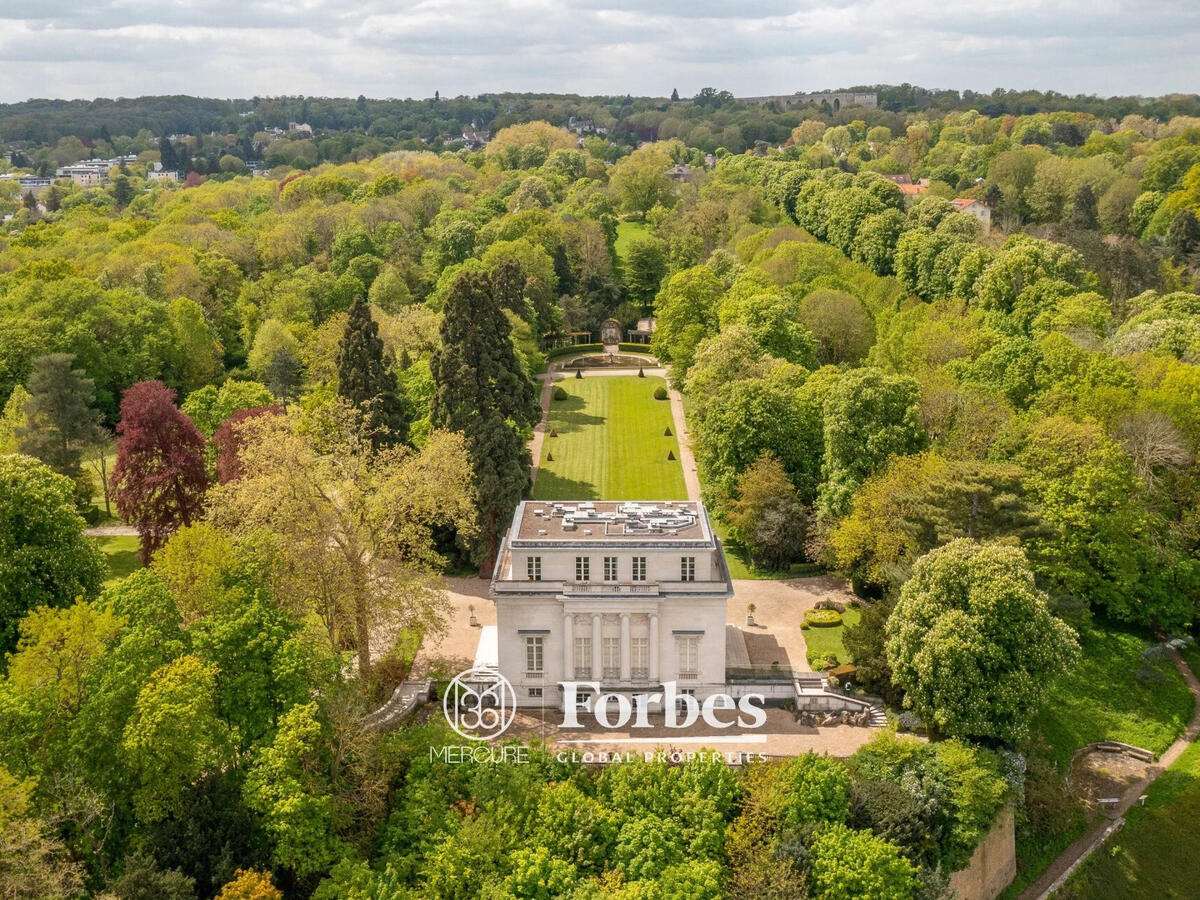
<box><xmin>524</xmin><ymin>636</ymin><xmax>544</xmax><ymax>675</ymax></box>
<box><xmin>631</xmin><ymin>556</ymin><xmax>647</xmax><ymax>582</ymax></box>
<box><xmin>603</xmin><ymin>556</ymin><xmax>618</xmax><ymax>581</ymax></box>
<box><xmin>574</xmin><ymin>636</ymin><xmax>592</xmax><ymax>678</ymax></box>
<box><xmin>631</xmin><ymin>637</ymin><xmax>649</xmax><ymax>680</ymax></box>
<box><xmin>575</xmin><ymin>556</ymin><xmax>590</xmax><ymax>582</ymax></box>
<box><xmin>680</xmin><ymin>556</ymin><xmax>696</xmax><ymax>582</ymax></box>
<box><xmin>677</xmin><ymin>636</ymin><xmax>699</xmax><ymax>679</ymax></box>
<box><xmin>602</xmin><ymin>637</ymin><xmax>620</xmax><ymax>680</ymax></box>
<box><xmin>526</xmin><ymin>556</ymin><xmax>542</xmax><ymax>581</ymax></box>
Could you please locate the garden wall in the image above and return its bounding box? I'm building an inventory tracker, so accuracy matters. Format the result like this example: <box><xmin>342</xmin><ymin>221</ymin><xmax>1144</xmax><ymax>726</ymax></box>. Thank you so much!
<box><xmin>948</xmin><ymin>804</ymin><xmax>1016</xmax><ymax>900</ymax></box>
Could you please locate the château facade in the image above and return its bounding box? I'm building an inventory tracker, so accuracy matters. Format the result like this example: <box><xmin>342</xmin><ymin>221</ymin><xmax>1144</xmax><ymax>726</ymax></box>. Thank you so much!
<box><xmin>488</xmin><ymin>501</ymin><xmax>733</xmax><ymax>708</ymax></box>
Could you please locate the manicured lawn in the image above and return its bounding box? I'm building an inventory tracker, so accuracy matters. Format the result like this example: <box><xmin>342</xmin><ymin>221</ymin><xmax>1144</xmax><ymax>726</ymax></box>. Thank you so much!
<box><xmin>1030</xmin><ymin>624</ymin><xmax>1194</xmax><ymax>767</ymax></box>
<box><xmin>94</xmin><ymin>534</ymin><xmax>142</xmax><ymax>587</ymax></box>
<box><xmin>803</xmin><ymin>605</ymin><xmax>861</xmax><ymax>670</ymax></box>
<box><xmin>1063</xmin><ymin>736</ymin><xmax>1200</xmax><ymax>898</ymax></box>
<box><xmin>533</xmin><ymin>375</ymin><xmax>686</xmax><ymax>501</ymax></box>
<box><xmin>713</xmin><ymin>519</ymin><xmax>824</xmax><ymax>581</ymax></box>
<box><xmin>614</xmin><ymin>220</ymin><xmax>650</xmax><ymax>262</ymax></box>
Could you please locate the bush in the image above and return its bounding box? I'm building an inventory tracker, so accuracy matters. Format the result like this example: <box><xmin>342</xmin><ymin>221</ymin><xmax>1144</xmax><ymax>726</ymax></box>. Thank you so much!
<box><xmin>808</xmin><ymin>649</ymin><xmax>839</xmax><ymax>669</ymax></box>
<box><xmin>805</xmin><ymin>608</ymin><xmax>843</xmax><ymax>627</ymax></box>
<box><xmin>653</xmin><ymin>386</ymin><xmax>668</xmax><ymax>400</ymax></box>
<box><xmin>553</xmin><ymin>385</ymin><xmax>568</xmax><ymax>401</ymax></box>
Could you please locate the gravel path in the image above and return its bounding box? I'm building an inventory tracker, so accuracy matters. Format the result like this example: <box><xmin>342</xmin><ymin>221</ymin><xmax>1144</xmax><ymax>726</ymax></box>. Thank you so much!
<box><xmin>84</xmin><ymin>524</ymin><xmax>138</xmax><ymax>537</ymax></box>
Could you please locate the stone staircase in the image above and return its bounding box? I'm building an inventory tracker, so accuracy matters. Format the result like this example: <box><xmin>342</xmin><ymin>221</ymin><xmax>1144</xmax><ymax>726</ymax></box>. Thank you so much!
<box><xmin>793</xmin><ymin>671</ymin><xmax>887</xmax><ymax>728</ymax></box>
<box><xmin>363</xmin><ymin>680</ymin><xmax>431</xmax><ymax>731</ymax></box>
<box><xmin>794</xmin><ymin>671</ymin><xmax>829</xmax><ymax>691</ymax></box>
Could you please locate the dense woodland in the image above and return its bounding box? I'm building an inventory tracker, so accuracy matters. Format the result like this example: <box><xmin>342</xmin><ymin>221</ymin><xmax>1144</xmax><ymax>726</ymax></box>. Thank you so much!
<box><xmin>1</xmin><ymin>91</ymin><xmax>1200</xmax><ymax>898</ymax></box>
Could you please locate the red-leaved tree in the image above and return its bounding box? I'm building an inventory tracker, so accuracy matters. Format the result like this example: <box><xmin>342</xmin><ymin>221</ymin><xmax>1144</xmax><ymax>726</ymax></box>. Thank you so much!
<box><xmin>212</xmin><ymin>404</ymin><xmax>282</xmax><ymax>484</ymax></box>
<box><xmin>112</xmin><ymin>380</ymin><xmax>209</xmax><ymax>562</ymax></box>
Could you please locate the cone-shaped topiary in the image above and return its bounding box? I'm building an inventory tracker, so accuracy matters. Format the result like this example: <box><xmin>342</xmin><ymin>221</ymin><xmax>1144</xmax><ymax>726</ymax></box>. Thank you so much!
<box><xmin>575</xmin><ymin>369</ymin><xmax>583</xmax><ymax>379</ymax></box>
<box><xmin>638</xmin><ymin>367</ymin><xmax>645</xmax><ymax>377</ymax></box>
<box><xmin>547</xmin><ymin>452</ymin><xmax>554</xmax><ymax>461</ymax></box>
<box><xmin>667</xmin><ymin>450</ymin><xmax>676</xmax><ymax>460</ymax></box>
<box><xmin>549</xmin><ymin>429</ymin><xmax>558</xmax><ymax>437</ymax></box>
<box><xmin>664</xmin><ymin>426</ymin><xmax>672</xmax><ymax>436</ymax></box>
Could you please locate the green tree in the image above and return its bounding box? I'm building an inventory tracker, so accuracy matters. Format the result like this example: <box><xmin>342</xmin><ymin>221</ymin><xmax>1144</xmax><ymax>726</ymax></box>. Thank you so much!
<box><xmin>651</xmin><ymin>266</ymin><xmax>725</xmax><ymax>386</ymax></box>
<box><xmin>167</xmin><ymin>297</ymin><xmax>223</xmax><ymax>394</ymax></box>
<box><xmin>886</xmin><ymin>539</ymin><xmax>1080</xmax><ymax>743</ymax></box>
<box><xmin>121</xmin><ymin>654</ymin><xmax>233</xmax><ymax>822</ymax></box>
<box><xmin>725</xmin><ymin>452</ymin><xmax>809</xmax><ymax>570</ymax></box>
<box><xmin>623</xmin><ymin>236</ymin><xmax>667</xmax><ymax>306</ymax></box>
<box><xmin>181</xmin><ymin>380</ymin><xmax>274</xmax><ymax>437</ymax></box>
<box><xmin>247</xmin><ymin>320</ymin><xmax>302</xmax><ymax>400</ymax></box>
<box><xmin>336</xmin><ymin>295</ymin><xmax>411</xmax><ymax>448</ymax></box>
<box><xmin>807</xmin><ymin>824</ymin><xmax>918</xmax><ymax>900</ymax></box>
<box><xmin>244</xmin><ymin>702</ymin><xmax>345</xmax><ymax>877</ymax></box>
<box><xmin>430</xmin><ymin>270</ymin><xmax>539</xmax><ymax>566</ymax></box>
<box><xmin>799</xmin><ymin>289</ymin><xmax>875</xmax><ymax>365</ymax></box>
<box><xmin>768</xmin><ymin>753</ymin><xmax>853</xmax><ymax>831</ymax></box>
<box><xmin>0</xmin><ymin>385</ymin><xmax>31</xmax><ymax>453</ymax></box>
<box><xmin>819</xmin><ymin>368</ymin><xmax>926</xmax><ymax>519</ymax></box>
<box><xmin>15</xmin><ymin>353</ymin><xmax>102</xmax><ymax>485</ymax></box>
<box><xmin>0</xmin><ymin>454</ymin><xmax>105</xmax><ymax>656</ymax></box>
<box><xmin>609</xmin><ymin>145</ymin><xmax>674</xmax><ymax>217</ymax></box>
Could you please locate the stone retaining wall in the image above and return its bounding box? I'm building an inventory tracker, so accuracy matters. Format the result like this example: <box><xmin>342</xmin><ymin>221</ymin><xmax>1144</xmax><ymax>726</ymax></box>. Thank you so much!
<box><xmin>949</xmin><ymin>805</ymin><xmax>1017</xmax><ymax>900</ymax></box>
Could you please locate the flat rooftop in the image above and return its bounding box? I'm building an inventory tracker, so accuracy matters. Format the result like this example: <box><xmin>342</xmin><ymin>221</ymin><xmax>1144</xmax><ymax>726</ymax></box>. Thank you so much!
<box><xmin>512</xmin><ymin>500</ymin><xmax>712</xmax><ymax>544</ymax></box>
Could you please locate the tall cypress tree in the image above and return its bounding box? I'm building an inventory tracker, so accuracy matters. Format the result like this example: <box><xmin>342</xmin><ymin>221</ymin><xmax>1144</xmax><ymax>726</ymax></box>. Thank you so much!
<box><xmin>431</xmin><ymin>269</ymin><xmax>539</xmax><ymax>565</ymax></box>
<box><xmin>336</xmin><ymin>295</ymin><xmax>411</xmax><ymax>449</ymax></box>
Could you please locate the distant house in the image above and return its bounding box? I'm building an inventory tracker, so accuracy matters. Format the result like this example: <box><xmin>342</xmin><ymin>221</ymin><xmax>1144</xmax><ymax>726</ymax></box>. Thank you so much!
<box><xmin>287</xmin><ymin>122</ymin><xmax>313</xmax><ymax>136</ymax></box>
<box><xmin>883</xmin><ymin>174</ymin><xmax>913</xmax><ymax>186</ymax></box>
<box><xmin>147</xmin><ymin>170</ymin><xmax>179</xmax><ymax>182</ymax></box>
<box><xmin>665</xmin><ymin>164</ymin><xmax>691</xmax><ymax>181</ymax></box>
<box><xmin>897</xmin><ymin>183</ymin><xmax>928</xmax><ymax>198</ymax></box>
<box><xmin>462</xmin><ymin>125</ymin><xmax>490</xmax><ymax>150</ymax></box>
<box><xmin>950</xmin><ymin>198</ymin><xmax>992</xmax><ymax>235</ymax></box>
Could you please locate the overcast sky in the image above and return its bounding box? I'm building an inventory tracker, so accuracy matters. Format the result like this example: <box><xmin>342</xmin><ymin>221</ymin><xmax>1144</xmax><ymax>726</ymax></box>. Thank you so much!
<box><xmin>0</xmin><ymin>1</ymin><xmax>1196</xmax><ymax>103</ymax></box>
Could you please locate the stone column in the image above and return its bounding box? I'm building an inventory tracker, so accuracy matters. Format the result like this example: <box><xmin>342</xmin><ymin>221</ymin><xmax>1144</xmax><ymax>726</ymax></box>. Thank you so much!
<box><xmin>620</xmin><ymin>612</ymin><xmax>631</xmax><ymax>683</ymax></box>
<box><xmin>562</xmin><ymin>611</ymin><xmax>573</xmax><ymax>679</ymax></box>
<box><xmin>591</xmin><ymin>613</ymin><xmax>602</xmax><ymax>681</ymax></box>
<box><xmin>649</xmin><ymin>613</ymin><xmax>660</xmax><ymax>683</ymax></box>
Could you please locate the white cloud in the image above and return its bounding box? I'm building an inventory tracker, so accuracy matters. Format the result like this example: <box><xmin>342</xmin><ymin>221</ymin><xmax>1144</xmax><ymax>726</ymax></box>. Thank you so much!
<box><xmin>0</xmin><ymin>0</ymin><xmax>1195</xmax><ymax>102</ymax></box>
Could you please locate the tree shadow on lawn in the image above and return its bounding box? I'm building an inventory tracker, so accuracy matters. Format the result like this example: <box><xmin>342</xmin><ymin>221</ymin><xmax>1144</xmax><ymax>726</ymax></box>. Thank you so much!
<box><xmin>531</xmin><ymin>469</ymin><xmax>599</xmax><ymax>501</ymax></box>
<box><xmin>547</xmin><ymin>394</ymin><xmax>605</xmax><ymax>434</ymax></box>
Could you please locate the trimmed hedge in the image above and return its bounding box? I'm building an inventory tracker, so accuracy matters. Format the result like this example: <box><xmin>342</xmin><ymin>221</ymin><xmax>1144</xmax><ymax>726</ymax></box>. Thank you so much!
<box><xmin>552</xmin><ymin>386</ymin><xmax>568</xmax><ymax>401</ymax></box>
<box><xmin>653</xmin><ymin>386</ymin><xmax>668</xmax><ymax>400</ymax></box>
<box><xmin>804</xmin><ymin>608</ymin><xmax>843</xmax><ymax>628</ymax></box>
<box><xmin>542</xmin><ymin>342</ymin><xmax>658</xmax><ymax>363</ymax></box>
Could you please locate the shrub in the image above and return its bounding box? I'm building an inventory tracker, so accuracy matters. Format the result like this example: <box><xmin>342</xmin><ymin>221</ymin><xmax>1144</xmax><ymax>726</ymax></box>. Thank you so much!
<box><xmin>653</xmin><ymin>386</ymin><xmax>668</xmax><ymax>400</ymax></box>
<box><xmin>805</xmin><ymin>608</ymin><xmax>843</xmax><ymax>627</ymax></box>
<box><xmin>808</xmin><ymin>649</ymin><xmax>839</xmax><ymax>669</ymax></box>
<box><xmin>553</xmin><ymin>386</ymin><xmax>568</xmax><ymax>401</ymax></box>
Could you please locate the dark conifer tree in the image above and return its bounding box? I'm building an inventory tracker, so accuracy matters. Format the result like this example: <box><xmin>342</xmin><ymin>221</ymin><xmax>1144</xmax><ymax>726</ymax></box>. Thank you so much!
<box><xmin>431</xmin><ymin>270</ymin><xmax>539</xmax><ymax>565</ymax></box>
<box><xmin>336</xmin><ymin>295</ymin><xmax>411</xmax><ymax>448</ymax></box>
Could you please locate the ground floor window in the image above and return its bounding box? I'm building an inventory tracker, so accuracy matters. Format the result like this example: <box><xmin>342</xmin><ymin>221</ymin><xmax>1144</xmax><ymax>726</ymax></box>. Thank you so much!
<box><xmin>574</xmin><ymin>636</ymin><xmax>592</xmax><ymax>678</ymax></box>
<box><xmin>677</xmin><ymin>635</ymin><xmax>699</xmax><ymax>679</ymax></box>
<box><xmin>631</xmin><ymin>637</ymin><xmax>648</xmax><ymax>680</ymax></box>
<box><xmin>525</xmin><ymin>636</ymin><xmax>544</xmax><ymax>675</ymax></box>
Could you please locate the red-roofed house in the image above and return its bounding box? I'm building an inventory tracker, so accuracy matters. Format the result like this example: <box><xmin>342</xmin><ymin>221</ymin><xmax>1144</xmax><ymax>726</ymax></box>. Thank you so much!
<box><xmin>950</xmin><ymin>198</ymin><xmax>992</xmax><ymax>235</ymax></box>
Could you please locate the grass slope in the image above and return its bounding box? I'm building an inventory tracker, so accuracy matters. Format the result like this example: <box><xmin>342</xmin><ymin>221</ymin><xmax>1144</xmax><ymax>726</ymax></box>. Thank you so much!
<box><xmin>614</xmin><ymin>220</ymin><xmax>650</xmax><ymax>262</ymax></box>
<box><xmin>533</xmin><ymin>375</ymin><xmax>686</xmax><ymax>501</ymax></box>
<box><xmin>1030</xmin><ymin>625</ymin><xmax>1194</xmax><ymax>766</ymax></box>
<box><xmin>94</xmin><ymin>534</ymin><xmax>143</xmax><ymax>587</ymax></box>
